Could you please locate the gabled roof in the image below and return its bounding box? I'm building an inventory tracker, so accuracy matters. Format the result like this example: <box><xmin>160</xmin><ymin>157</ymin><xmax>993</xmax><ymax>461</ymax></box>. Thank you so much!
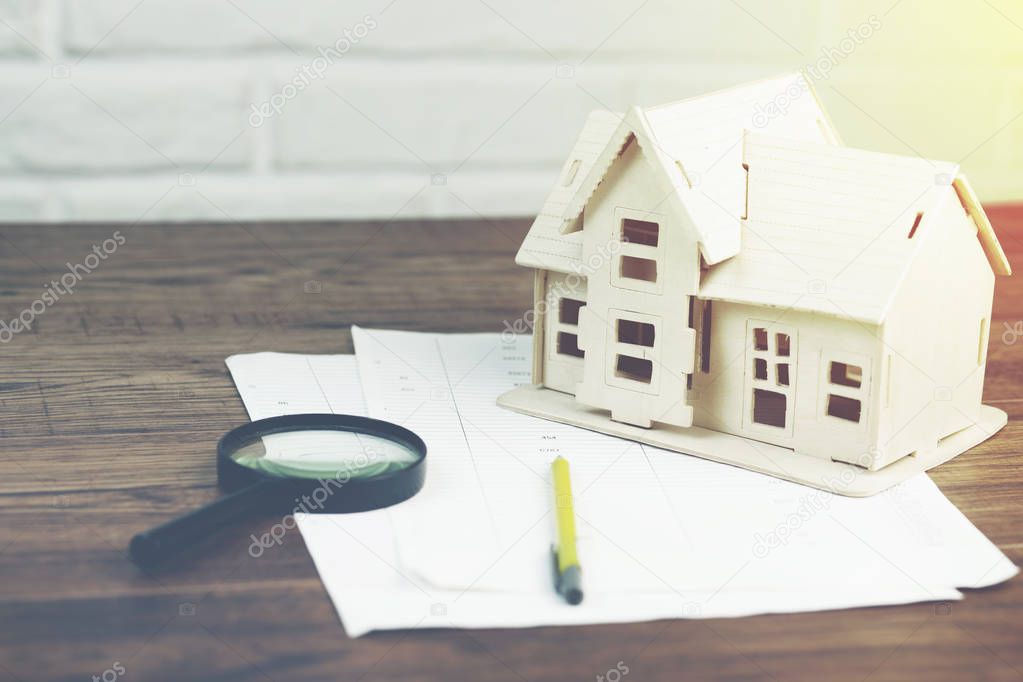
<box><xmin>516</xmin><ymin>72</ymin><xmax>841</xmax><ymax>273</ymax></box>
<box><xmin>698</xmin><ymin>132</ymin><xmax>1007</xmax><ymax>324</ymax></box>
<box><xmin>512</xmin><ymin>109</ymin><xmax>620</xmax><ymax>274</ymax></box>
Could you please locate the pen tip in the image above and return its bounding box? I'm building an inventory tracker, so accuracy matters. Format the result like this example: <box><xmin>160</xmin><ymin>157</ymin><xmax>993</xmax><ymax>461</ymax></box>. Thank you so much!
<box><xmin>565</xmin><ymin>588</ymin><xmax>583</xmax><ymax>605</ymax></box>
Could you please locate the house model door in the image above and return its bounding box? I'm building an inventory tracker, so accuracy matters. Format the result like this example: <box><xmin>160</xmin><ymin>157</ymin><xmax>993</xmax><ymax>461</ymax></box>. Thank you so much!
<box><xmin>741</xmin><ymin>320</ymin><xmax>797</xmax><ymax>442</ymax></box>
<box><xmin>575</xmin><ymin>207</ymin><xmax>696</xmax><ymax>429</ymax></box>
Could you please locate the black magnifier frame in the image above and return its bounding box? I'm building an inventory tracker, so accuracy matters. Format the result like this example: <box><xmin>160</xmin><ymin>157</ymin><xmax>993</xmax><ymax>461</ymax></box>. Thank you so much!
<box><xmin>129</xmin><ymin>413</ymin><xmax>427</xmax><ymax>569</ymax></box>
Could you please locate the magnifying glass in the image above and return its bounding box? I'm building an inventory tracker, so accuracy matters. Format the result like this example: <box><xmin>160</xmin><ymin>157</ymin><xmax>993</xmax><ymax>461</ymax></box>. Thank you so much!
<box><xmin>129</xmin><ymin>414</ymin><xmax>426</xmax><ymax>568</ymax></box>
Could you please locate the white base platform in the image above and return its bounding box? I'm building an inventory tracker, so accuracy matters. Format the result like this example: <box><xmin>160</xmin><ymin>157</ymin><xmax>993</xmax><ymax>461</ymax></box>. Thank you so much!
<box><xmin>497</xmin><ymin>385</ymin><xmax>1008</xmax><ymax>496</ymax></box>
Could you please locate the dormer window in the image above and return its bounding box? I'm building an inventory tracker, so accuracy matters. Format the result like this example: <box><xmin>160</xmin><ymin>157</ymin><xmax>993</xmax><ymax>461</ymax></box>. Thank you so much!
<box><xmin>612</xmin><ymin>208</ymin><xmax>664</xmax><ymax>293</ymax></box>
<box><xmin>620</xmin><ymin>255</ymin><xmax>657</xmax><ymax>283</ymax></box>
<box><xmin>621</xmin><ymin>218</ymin><xmax>659</xmax><ymax>246</ymax></box>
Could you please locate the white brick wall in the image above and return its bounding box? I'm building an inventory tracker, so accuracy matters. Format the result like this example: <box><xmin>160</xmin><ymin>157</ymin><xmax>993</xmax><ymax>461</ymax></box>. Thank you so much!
<box><xmin>0</xmin><ymin>0</ymin><xmax>1019</xmax><ymax>223</ymax></box>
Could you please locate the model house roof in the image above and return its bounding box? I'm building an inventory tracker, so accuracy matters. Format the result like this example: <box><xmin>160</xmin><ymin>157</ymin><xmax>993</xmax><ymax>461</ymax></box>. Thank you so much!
<box><xmin>698</xmin><ymin>132</ymin><xmax>1009</xmax><ymax>324</ymax></box>
<box><xmin>515</xmin><ymin>72</ymin><xmax>841</xmax><ymax>273</ymax></box>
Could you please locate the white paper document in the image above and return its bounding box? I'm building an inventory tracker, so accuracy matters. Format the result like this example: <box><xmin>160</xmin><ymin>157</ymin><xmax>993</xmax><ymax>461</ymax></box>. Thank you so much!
<box><xmin>226</xmin><ymin>330</ymin><xmax>1016</xmax><ymax>636</ymax></box>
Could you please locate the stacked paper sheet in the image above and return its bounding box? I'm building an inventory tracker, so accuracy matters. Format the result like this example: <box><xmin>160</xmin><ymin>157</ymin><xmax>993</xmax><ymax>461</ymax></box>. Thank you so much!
<box><xmin>226</xmin><ymin>329</ymin><xmax>1016</xmax><ymax>637</ymax></box>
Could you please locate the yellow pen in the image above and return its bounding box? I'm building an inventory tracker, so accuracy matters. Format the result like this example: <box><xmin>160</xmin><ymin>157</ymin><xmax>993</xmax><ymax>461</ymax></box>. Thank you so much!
<box><xmin>551</xmin><ymin>456</ymin><xmax>583</xmax><ymax>605</ymax></box>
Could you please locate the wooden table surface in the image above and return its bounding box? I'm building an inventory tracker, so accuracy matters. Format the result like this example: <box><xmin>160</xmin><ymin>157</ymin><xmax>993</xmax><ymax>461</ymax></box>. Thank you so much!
<box><xmin>1</xmin><ymin>209</ymin><xmax>1022</xmax><ymax>682</ymax></box>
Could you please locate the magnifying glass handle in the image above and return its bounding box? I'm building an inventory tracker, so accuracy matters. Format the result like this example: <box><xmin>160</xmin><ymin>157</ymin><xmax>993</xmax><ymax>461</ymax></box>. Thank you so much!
<box><xmin>129</xmin><ymin>480</ymin><xmax>285</xmax><ymax>568</ymax></box>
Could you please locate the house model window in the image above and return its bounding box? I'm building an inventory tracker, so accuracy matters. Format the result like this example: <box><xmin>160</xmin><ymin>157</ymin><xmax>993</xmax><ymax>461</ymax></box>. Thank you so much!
<box><xmin>825</xmin><ymin>360</ymin><xmax>865</xmax><ymax>423</ymax></box>
<box><xmin>605</xmin><ymin>310</ymin><xmax>662</xmax><ymax>391</ymax></box>
<box><xmin>617</xmin><ymin>319</ymin><xmax>655</xmax><ymax>346</ymax></box>
<box><xmin>613</xmin><ymin>212</ymin><xmax>662</xmax><ymax>290</ymax></box>
<box><xmin>622</xmin><ymin>218</ymin><xmax>659</xmax><ymax>246</ymax></box>
<box><xmin>613</xmin><ymin>318</ymin><xmax>656</xmax><ymax>384</ymax></box>
<box><xmin>555</xmin><ymin>297</ymin><xmax>585</xmax><ymax>359</ymax></box>
<box><xmin>562</xmin><ymin>159</ymin><xmax>581</xmax><ymax>187</ymax></box>
<box><xmin>620</xmin><ymin>256</ymin><xmax>657</xmax><ymax>283</ymax></box>
<box><xmin>615</xmin><ymin>354</ymin><xmax>653</xmax><ymax>383</ymax></box>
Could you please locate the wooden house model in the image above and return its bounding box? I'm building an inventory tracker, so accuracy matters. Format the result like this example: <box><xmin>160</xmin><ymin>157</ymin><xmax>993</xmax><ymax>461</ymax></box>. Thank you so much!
<box><xmin>498</xmin><ymin>73</ymin><xmax>1011</xmax><ymax>495</ymax></box>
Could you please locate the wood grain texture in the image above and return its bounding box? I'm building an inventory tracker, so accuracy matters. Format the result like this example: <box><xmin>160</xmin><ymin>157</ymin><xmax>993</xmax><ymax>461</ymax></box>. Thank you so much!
<box><xmin>1</xmin><ymin>209</ymin><xmax>1021</xmax><ymax>682</ymax></box>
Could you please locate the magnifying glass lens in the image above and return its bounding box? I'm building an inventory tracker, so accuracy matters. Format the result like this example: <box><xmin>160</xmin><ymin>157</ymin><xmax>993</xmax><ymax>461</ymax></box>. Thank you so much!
<box><xmin>129</xmin><ymin>414</ymin><xmax>426</xmax><ymax>569</ymax></box>
<box><xmin>229</xmin><ymin>430</ymin><xmax>421</xmax><ymax>480</ymax></box>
